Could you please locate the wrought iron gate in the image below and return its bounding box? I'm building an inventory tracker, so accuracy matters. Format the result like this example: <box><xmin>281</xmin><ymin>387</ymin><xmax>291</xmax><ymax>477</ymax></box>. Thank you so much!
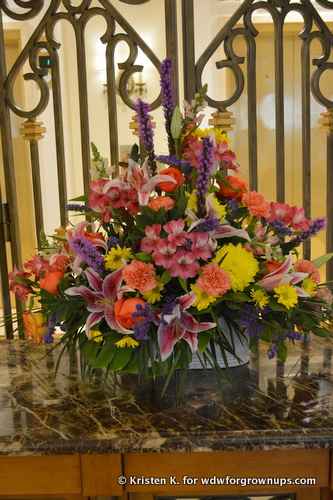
<box><xmin>0</xmin><ymin>0</ymin><xmax>332</xmax><ymax>338</ymax></box>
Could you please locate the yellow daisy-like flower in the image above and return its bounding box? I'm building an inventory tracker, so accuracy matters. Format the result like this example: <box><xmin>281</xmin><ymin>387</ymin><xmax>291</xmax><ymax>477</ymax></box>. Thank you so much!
<box><xmin>273</xmin><ymin>284</ymin><xmax>298</xmax><ymax>309</ymax></box>
<box><xmin>192</xmin><ymin>128</ymin><xmax>231</xmax><ymax>145</ymax></box>
<box><xmin>143</xmin><ymin>281</ymin><xmax>164</xmax><ymax>304</ymax></box>
<box><xmin>191</xmin><ymin>283</ymin><xmax>219</xmax><ymax>311</ymax></box>
<box><xmin>214</xmin><ymin>243</ymin><xmax>259</xmax><ymax>291</ymax></box>
<box><xmin>104</xmin><ymin>245</ymin><xmax>132</xmax><ymax>270</ymax></box>
<box><xmin>301</xmin><ymin>276</ymin><xmax>317</xmax><ymax>296</ymax></box>
<box><xmin>90</xmin><ymin>329</ymin><xmax>103</xmax><ymax>342</ymax></box>
<box><xmin>250</xmin><ymin>288</ymin><xmax>270</xmax><ymax>309</ymax></box>
<box><xmin>115</xmin><ymin>336</ymin><xmax>139</xmax><ymax>348</ymax></box>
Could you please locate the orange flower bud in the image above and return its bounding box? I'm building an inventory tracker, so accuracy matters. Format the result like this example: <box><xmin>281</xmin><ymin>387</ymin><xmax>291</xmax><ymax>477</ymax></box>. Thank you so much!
<box><xmin>114</xmin><ymin>297</ymin><xmax>146</xmax><ymax>329</ymax></box>
<box><xmin>23</xmin><ymin>311</ymin><xmax>47</xmax><ymax>345</ymax></box>
<box><xmin>39</xmin><ymin>270</ymin><xmax>64</xmax><ymax>296</ymax></box>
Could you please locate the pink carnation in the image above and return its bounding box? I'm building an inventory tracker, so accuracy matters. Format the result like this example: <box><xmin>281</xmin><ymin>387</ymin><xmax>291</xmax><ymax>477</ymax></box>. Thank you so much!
<box><xmin>196</xmin><ymin>262</ymin><xmax>231</xmax><ymax>296</ymax></box>
<box><xmin>293</xmin><ymin>259</ymin><xmax>321</xmax><ymax>284</ymax></box>
<box><xmin>122</xmin><ymin>260</ymin><xmax>158</xmax><ymax>294</ymax></box>
<box><xmin>242</xmin><ymin>191</ymin><xmax>271</xmax><ymax>219</ymax></box>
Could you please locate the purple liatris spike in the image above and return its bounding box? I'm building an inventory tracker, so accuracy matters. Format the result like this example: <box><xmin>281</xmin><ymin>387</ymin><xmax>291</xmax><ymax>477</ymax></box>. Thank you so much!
<box><xmin>134</xmin><ymin>98</ymin><xmax>157</xmax><ymax>173</ymax></box>
<box><xmin>69</xmin><ymin>236</ymin><xmax>105</xmax><ymax>274</ymax></box>
<box><xmin>196</xmin><ymin>136</ymin><xmax>215</xmax><ymax>218</ymax></box>
<box><xmin>159</xmin><ymin>57</ymin><xmax>176</xmax><ymax>155</ymax></box>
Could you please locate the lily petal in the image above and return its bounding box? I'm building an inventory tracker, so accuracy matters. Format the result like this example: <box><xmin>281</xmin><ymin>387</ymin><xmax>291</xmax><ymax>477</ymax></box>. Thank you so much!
<box><xmin>158</xmin><ymin>321</ymin><xmax>186</xmax><ymax>361</ymax></box>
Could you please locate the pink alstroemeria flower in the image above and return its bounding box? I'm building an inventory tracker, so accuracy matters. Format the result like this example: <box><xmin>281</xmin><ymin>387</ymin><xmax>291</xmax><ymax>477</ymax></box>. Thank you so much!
<box><xmin>140</xmin><ymin>224</ymin><xmax>162</xmax><ymax>253</ymax></box>
<box><xmin>256</xmin><ymin>253</ymin><xmax>310</xmax><ymax>296</ymax></box>
<box><xmin>158</xmin><ymin>293</ymin><xmax>216</xmax><ymax>361</ymax></box>
<box><xmin>65</xmin><ymin>266</ymin><xmax>133</xmax><ymax>337</ymax></box>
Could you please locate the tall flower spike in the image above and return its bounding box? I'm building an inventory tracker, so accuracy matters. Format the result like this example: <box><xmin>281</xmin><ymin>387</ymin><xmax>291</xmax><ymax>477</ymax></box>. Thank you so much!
<box><xmin>159</xmin><ymin>57</ymin><xmax>176</xmax><ymax>155</ymax></box>
<box><xmin>134</xmin><ymin>99</ymin><xmax>157</xmax><ymax>174</ymax></box>
<box><xmin>196</xmin><ymin>136</ymin><xmax>215</xmax><ymax>218</ymax></box>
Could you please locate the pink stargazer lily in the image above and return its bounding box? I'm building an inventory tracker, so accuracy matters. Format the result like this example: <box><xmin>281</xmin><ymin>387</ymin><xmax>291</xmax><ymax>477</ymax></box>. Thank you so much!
<box><xmin>65</xmin><ymin>266</ymin><xmax>133</xmax><ymax>337</ymax></box>
<box><xmin>158</xmin><ymin>292</ymin><xmax>216</xmax><ymax>361</ymax></box>
<box><xmin>256</xmin><ymin>253</ymin><xmax>310</xmax><ymax>296</ymax></box>
<box><xmin>125</xmin><ymin>158</ymin><xmax>177</xmax><ymax>205</ymax></box>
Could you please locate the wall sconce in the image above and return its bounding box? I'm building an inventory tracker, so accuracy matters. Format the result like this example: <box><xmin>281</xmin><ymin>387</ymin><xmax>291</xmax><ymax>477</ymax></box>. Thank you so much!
<box><xmin>102</xmin><ymin>70</ymin><xmax>148</xmax><ymax>96</ymax></box>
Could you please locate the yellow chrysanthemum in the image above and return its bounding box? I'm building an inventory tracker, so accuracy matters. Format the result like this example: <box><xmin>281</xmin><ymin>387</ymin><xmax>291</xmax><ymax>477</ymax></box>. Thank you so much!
<box><xmin>250</xmin><ymin>288</ymin><xmax>270</xmax><ymax>309</ymax></box>
<box><xmin>192</xmin><ymin>128</ymin><xmax>231</xmax><ymax>145</ymax></box>
<box><xmin>301</xmin><ymin>276</ymin><xmax>317</xmax><ymax>296</ymax></box>
<box><xmin>143</xmin><ymin>281</ymin><xmax>164</xmax><ymax>304</ymax></box>
<box><xmin>104</xmin><ymin>245</ymin><xmax>132</xmax><ymax>270</ymax></box>
<box><xmin>191</xmin><ymin>283</ymin><xmax>219</xmax><ymax>311</ymax></box>
<box><xmin>90</xmin><ymin>329</ymin><xmax>103</xmax><ymax>342</ymax></box>
<box><xmin>115</xmin><ymin>336</ymin><xmax>139</xmax><ymax>348</ymax></box>
<box><xmin>273</xmin><ymin>284</ymin><xmax>298</xmax><ymax>309</ymax></box>
<box><xmin>214</xmin><ymin>243</ymin><xmax>259</xmax><ymax>291</ymax></box>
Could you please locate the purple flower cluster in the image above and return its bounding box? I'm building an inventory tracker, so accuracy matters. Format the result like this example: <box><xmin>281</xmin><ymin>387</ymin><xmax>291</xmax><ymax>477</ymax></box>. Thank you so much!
<box><xmin>196</xmin><ymin>136</ymin><xmax>214</xmax><ymax>218</ymax></box>
<box><xmin>156</xmin><ymin>155</ymin><xmax>190</xmax><ymax>169</ymax></box>
<box><xmin>69</xmin><ymin>236</ymin><xmax>105</xmax><ymax>274</ymax></box>
<box><xmin>44</xmin><ymin>313</ymin><xmax>67</xmax><ymax>344</ymax></box>
<box><xmin>159</xmin><ymin>57</ymin><xmax>176</xmax><ymax>155</ymax></box>
<box><xmin>226</xmin><ymin>198</ymin><xmax>239</xmax><ymax>217</ymax></box>
<box><xmin>269</xmin><ymin>219</ymin><xmax>293</xmax><ymax>238</ymax></box>
<box><xmin>194</xmin><ymin>218</ymin><xmax>221</xmax><ymax>233</ymax></box>
<box><xmin>159</xmin><ymin>57</ymin><xmax>175</xmax><ymax>123</ymax></box>
<box><xmin>239</xmin><ymin>304</ymin><xmax>264</xmax><ymax>338</ymax></box>
<box><xmin>134</xmin><ymin>98</ymin><xmax>157</xmax><ymax>173</ymax></box>
<box><xmin>133</xmin><ymin>303</ymin><xmax>153</xmax><ymax>341</ymax></box>
<box><xmin>285</xmin><ymin>330</ymin><xmax>306</xmax><ymax>341</ymax></box>
<box><xmin>107</xmin><ymin>236</ymin><xmax>124</xmax><ymax>250</ymax></box>
<box><xmin>66</xmin><ymin>204</ymin><xmax>90</xmax><ymax>212</ymax></box>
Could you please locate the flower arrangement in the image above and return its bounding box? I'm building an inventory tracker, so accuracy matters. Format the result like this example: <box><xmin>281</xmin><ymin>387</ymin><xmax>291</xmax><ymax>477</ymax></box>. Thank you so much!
<box><xmin>7</xmin><ymin>57</ymin><xmax>333</xmax><ymax>393</ymax></box>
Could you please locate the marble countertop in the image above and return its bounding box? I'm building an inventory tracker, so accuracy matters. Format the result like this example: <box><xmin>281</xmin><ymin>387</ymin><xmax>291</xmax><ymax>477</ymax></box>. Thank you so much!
<box><xmin>0</xmin><ymin>338</ymin><xmax>333</xmax><ymax>456</ymax></box>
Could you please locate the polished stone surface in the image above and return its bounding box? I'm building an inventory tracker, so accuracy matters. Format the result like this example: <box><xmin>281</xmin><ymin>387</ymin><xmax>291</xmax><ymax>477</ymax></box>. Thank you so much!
<box><xmin>0</xmin><ymin>338</ymin><xmax>333</xmax><ymax>456</ymax></box>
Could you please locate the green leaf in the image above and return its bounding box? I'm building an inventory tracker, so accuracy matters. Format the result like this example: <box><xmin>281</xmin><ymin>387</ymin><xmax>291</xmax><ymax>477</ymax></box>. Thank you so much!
<box><xmin>80</xmin><ymin>338</ymin><xmax>100</xmax><ymax>365</ymax></box>
<box><xmin>198</xmin><ymin>331</ymin><xmax>213</xmax><ymax>354</ymax></box>
<box><xmin>173</xmin><ymin>195</ymin><xmax>188</xmax><ymax>219</ymax></box>
<box><xmin>107</xmin><ymin>346</ymin><xmax>133</xmax><ymax>371</ymax></box>
<box><xmin>160</xmin><ymin>270</ymin><xmax>172</xmax><ymax>284</ymax></box>
<box><xmin>277</xmin><ymin>343</ymin><xmax>288</xmax><ymax>362</ymax></box>
<box><xmin>91</xmin><ymin>342</ymin><xmax>118</xmax><ymax>369</ymax></box>
<box><xmin>311</xmin><ymin>253</ymin><xmax>333</xmax><ymax>269</ymax></box>
<box><xmin>11</xmin><ymin>275</ymin><xmax>36</xmax><ymax>287</ymax></box>
<box><xmin>311</xmin><ymin>326</ymin><xmax>332</xmax><ymax>338</ymax></box>
<box><xmin>134</xmin><ymin>252</ymin><xmax>152</xmax><ymax>263</ymax></box>
<box><xmin>69</xmin><ymin>194</ymin><xmax>89</xmax><ymax>202</ymax></box>
<box><xmin>178</xmin><ymin>276</ymin><xmax>188</xmax><ymax>293</ymax></box>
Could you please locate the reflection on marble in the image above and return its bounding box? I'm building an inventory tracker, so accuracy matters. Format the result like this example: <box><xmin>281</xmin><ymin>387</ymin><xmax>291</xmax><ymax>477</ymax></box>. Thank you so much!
<box><xmin>0</xmin><ymin>338</ymin><xmax>332</xmax><ymax>456</ymax></box>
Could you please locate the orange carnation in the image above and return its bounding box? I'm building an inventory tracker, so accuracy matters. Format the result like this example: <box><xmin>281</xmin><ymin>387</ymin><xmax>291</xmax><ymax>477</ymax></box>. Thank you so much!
<box><xmin>293</xmin><ymin>259</ymin><xmax>321</xmax><ymax>284</ymax></box>
<box><xmin>196</xmin><ymin>262</ymin><xmax>231</xmax><ymax>296</ymax></box>
<box><xmin>216</xmin><ymin>175</ymin><xmax>248</xmax><ymax>201</ymax></box>
<box><xmin>242</xmin><ymin>191</ymin><xmax>271</xmax><ymax>219</ymax></box>
<box><xmin>114</xmin><ymin>297</ymin><xmax>146</xmax><ymax>329</ymax></box>
<box><xmin>123</xmin><ymin>260</ymin><xmax>158</xmax><ymax>294</ymax></box>
<box><xmin>23</xmin><ymin>311</ymin><xmax>47</xmax><ymax>345</ymax></box>
<box><xmin>158</xmin><ymin>167</ymin><xmax>185</xmax><ymax>193</ymax></box>
<box><xmin>39</xmin><ymin>270</ymin><xmax>64</xmax><ymax>296</ymax></box>
<box><xmin>148</xmin><ymin>196</ymin><xmax>175</xmax><ymax>212</ymax></box>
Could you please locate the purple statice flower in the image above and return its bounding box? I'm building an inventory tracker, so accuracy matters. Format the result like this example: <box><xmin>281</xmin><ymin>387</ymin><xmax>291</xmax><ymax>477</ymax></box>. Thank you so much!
<box><xmin>285</xmin><ymin>330</ymin><xmax>305</xmax><ymax>342</ymax></box>
<box><xmin>270</xmin><ymin>219</ymin><xmax>293</xmax><ymax>234</ymax></box>
<box><xmin>108</xmin><ymin>236</ymin><xmax>124</xmax><ymax>250</ymax></box>
<box><xmin>196</xmin><ymin>136</ymin><xmax>215</xmax><ymax>218</ymax></box>
<box><xmin>44</xmin><ymin>313</ymin><xmax>57</xmax><ymax>344</ymax></box>
<box><xmin>132</xmin><ymin>303</ymin><xmax>153</xmax><ymax>341</ymax></box>
<box><xmin>66</xmin><ymin>204</ymin><xmax>90</xmax><ymax>212</ymax></box>
<box><xmin>156</xmin><ymin>155</ymin><xmax>190</xmax><ymax>169</ymax></box>
<box><xmin>239</xmin><ymin>304</ymin><xmax>264</xmax><ymax>338</ymax></box>
<box><xmin>268</xmin><ymin>345</ymin><xmax>279</xmax><ymax>359</ymax></box>
<box><xmin>194</xmin><ymin>218</ymin><xmax>220</xmax><ymax>233</ymax></box>
<box><xmin>69</xmin><ymin>236</ymin><xmax>105</xmax><ymax>274</ymax></box>
<box><xmin>134</xmin><ymin>98</ymin><xmax>157</xmax><ymax>173</ymax></box>
<box><xmin>226</xmin><ymin>198</ymin><xmax>239</xmax><ymax>217</ymax></box>
<box><xmin>159</xmin><ymin>57</ymin><xmax>176</xmax><ymax>155</ymax></box>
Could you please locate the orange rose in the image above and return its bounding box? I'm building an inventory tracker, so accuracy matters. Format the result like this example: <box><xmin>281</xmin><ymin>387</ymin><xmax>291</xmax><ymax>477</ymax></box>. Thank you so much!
<box><xmin>114</xmin><ymin>297</ymin><xmax>146</xmax><ymax>329</ymax></box>
<box><xmin>158</xmin><ymin>167</ymin><xmax>185</xmax><ymax>193</ymax></box>
<box><xmin>265</xmin><ymin>261</ymin><xmax>282</xmax><ymax>274</ymax></box>
<box><xmin>39</xmin><ymin>270</ymin><xmax>64</xmax><ymax>296</ymax></box>
<box><xmin>148</xmin><ymin>196</ymin><xmax>175</xmax><ymax>212</ymax></box>
<box><xmin>216</xmin><ymin>175</ymin><xmax>248</xmax><ymax>201</ymax></box>
<box><xmin>23</xmin><ymin>311</ymin><xmax>47</xmax><ymax>345</ymax></box>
